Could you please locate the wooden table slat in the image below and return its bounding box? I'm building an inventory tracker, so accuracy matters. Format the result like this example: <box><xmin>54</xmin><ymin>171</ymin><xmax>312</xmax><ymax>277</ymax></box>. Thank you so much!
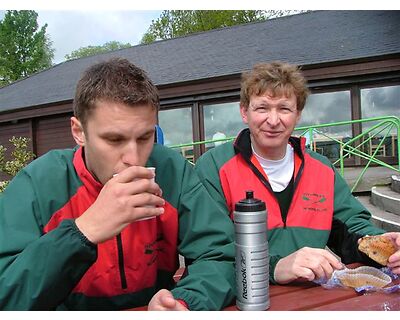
<box><xmin>310</xmin><ymin>291</ymin><xmax>400</xmax><ymax>311</ymax></box>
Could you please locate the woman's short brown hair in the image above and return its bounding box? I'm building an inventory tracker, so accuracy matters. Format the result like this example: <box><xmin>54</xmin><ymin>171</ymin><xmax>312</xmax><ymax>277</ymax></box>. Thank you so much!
<box><xmin>73</xmin><ymin>58</ymin><xmax>160</xmax><ymax>127</ymax></box>
<box><xmin>240</xmin><ymin>61</ymin><xmax>309</xmax><ymax>111</ymax></box>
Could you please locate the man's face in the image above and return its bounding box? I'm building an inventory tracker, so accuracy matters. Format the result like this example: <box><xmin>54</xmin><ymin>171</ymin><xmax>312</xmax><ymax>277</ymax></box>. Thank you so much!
<box><xmin>240</xmin><ymin>91</ymin><xmax>301</xmax><ymax>160</ymax></box>
<box><xmin>71</xmin><ymin>100</ymin><xmax>157</xmax><ymax>185</ymax></box>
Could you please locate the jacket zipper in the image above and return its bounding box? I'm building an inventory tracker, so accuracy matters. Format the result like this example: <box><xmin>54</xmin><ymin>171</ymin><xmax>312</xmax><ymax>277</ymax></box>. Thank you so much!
<box><xmin>242</xmin><ymin>146</ymin><xmax>304</xmax><ymax>229</ymax></box>
<box><xmin>242</xmin><ymin>156</ymin><xmax>283</xmax><ymax>223</ymax></box>
<box><xmin>116</xmin><ymin>234</ymin><xmax>127</xmax><ymax>289</ymax></box>
<box><xmin>283</xmin><ymin>165</ymin><xmax>303</xmax><ymax>227</ymax></box>
<box><xmin>234</xmin><ymin>131</ymin><xmax>307</xmax><ymax>229</ymax></box>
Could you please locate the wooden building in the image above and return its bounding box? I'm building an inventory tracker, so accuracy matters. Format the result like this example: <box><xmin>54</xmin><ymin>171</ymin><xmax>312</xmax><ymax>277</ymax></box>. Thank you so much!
<box><xmin>0</xmin><ymin>10</ymin><xmax>399</xmax><ymax>180</ymax></box>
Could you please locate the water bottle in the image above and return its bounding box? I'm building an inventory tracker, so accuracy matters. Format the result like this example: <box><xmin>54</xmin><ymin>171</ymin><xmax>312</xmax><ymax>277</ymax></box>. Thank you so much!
<box><xmin>234</xmin><ymin>190</ymin><xmax>269</xmax><ymax>311</ymax></box>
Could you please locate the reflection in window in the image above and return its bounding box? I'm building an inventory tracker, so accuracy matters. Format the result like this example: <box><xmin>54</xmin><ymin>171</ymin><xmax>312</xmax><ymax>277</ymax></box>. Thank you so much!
<box><xmin>297</xmin><ymin>91</ymin><xmax>351</xmax><ymax>160</ymax></box>
<box><xmin>361</xmin><ymin>85</ymin><xmax>399</xmax><ymax>158</ymax></box>
<box><xmin>158</xmin><ymin>107</ymin><xmax>194</xmax><ymax>161</ymax></box>
<box><xmin>361</xmin><ymin>85</ymin><xmax>400</xmax><ymax>119</ymax></box>
<box><xmin>203</xmin><ymin>102</ymin><xmax>246</xmax><ymax>149</ymax></box>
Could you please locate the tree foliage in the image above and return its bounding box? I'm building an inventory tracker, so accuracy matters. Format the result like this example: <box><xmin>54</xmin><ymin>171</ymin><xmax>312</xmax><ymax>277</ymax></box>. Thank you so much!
<box><xmin>141</xmin><ymin>10</ymin><xmax>299</xmax><ymax>44</ymax></box>
<box><xmin>65</xmin><ymin>40</ymin><xmax>132</xmax><ymax>60</ymax></box>
<box><xmin>0</xmin><ymin>136</ymin><xmax>35</xmax><ymax>192</ymax></box>
<box><xmin>0</xmin><ymin>10</ymin><xmax>54</xmax><ymax>87</ymax></box>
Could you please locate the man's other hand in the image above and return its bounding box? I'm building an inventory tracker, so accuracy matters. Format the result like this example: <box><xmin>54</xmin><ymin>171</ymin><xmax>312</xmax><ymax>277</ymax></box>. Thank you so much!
<box><xmin>148</xmin><ymin>289</ymin><xmax>188</xmax><ymax>311</ymax></box>
<box><xmin>274</xmin><ymin>247</ymin><xmax>344</xmax><ymax>284</ymax></box>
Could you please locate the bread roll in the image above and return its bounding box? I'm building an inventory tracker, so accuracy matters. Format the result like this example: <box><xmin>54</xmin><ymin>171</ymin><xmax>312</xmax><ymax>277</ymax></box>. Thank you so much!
<box><xmin>358</xmin><ymin>235</ymin><xmax>396</xmax><ymax>266</ymax></box>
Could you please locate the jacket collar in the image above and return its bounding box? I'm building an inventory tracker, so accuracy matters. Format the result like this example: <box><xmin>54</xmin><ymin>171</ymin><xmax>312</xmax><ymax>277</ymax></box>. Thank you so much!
<box><xmin>73</xmin><ymin>146</ymin><xmax>103</xmax><ymax>197</ymax></box>
<box><xmin>232</xmin><ymin>128</ymin><xmax>306</xmax><ymax>197</ymax></box>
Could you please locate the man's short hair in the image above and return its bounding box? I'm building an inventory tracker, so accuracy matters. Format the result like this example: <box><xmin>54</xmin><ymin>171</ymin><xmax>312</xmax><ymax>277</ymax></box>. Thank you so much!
<box><xmin>73</xmin><ymin>57</ymin><xmax>160</xmax><ymax>127</ymax></box>
<box><xmin>240</xmin><ymin>61</ymin><xmax>310</xmax><ymax>111</ymax></box>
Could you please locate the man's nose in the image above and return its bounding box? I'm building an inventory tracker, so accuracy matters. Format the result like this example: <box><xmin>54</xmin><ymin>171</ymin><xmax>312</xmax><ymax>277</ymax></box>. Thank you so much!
<box><xmin>121</xmin><ymin>143</ymin><xmax>139</xmax><ymax>166</ymax></box>
<box><xmin>266</xmin><ymin>109</ymin><xmax>280</xmax><ymax>126</ymax></box>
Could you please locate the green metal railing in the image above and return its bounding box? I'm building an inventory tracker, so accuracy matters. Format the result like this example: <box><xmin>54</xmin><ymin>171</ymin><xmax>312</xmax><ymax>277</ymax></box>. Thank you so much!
<box><xmin>169</xmin><ymin>116</ymin><xmax>400</xmax><ymax>192</ymax></box>
<box><xmin>295</xmin><ymin>116</ymin><xmax>400</xmax><ymax>191</ymax></box>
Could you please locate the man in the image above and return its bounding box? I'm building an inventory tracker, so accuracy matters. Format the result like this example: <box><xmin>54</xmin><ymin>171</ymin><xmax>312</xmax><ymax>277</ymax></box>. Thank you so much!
<box><xmin>0</xmin><ymin>58</ymin><xmax>235</xmax><ymax>310</ymax></box>
<box><xmin>195</xmin><ymin>61</ymin><xmax>400</xmax><ymax>284</ymax></box>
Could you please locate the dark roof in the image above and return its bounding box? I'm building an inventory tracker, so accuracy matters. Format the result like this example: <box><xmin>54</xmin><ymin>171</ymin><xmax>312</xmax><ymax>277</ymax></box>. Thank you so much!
<box><xmin>1</xmin><ymin>10</ymin><xmax>400</xmax><ymax>113</ymax></box>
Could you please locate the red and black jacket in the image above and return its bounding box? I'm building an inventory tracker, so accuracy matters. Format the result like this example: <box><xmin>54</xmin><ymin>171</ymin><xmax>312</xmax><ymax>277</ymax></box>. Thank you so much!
<box><xmin>0</xmin><ymin>144</ymin><xmax>236</xmax><ymax>310</ymax></box>
<box><xmin>195</xmin><ymin>128</ymin><xmax>385</xmax><ymax>282</ymax></box>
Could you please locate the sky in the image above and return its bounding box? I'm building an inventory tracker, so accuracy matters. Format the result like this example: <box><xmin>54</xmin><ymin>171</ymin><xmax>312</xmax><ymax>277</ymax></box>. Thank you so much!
<box><xmin>1</xmin><ymin>1</ymin><xmax>398</xmax><ymax>65</ymax></box>
<box><xmin>0</xmin><ymin>10</ymin><xmax>162</xmax><ymax>64</ymax></box>
<box><xmin>37</xmin><ymin>11</ymin><xmax>162</xmax><ymax>64</ymax></box>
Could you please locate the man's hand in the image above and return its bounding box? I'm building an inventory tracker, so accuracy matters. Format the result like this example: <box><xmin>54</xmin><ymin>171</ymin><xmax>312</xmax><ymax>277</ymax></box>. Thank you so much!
<box><xmin>274</xmin><ymin>247</ymin><xmax>344</xmax><ymax>284</ymax></box>
<box><xmin>148</xmin><ymin>289</ymin><xmax>188</xmax><ymax>311</ymax></box>
<box><xmin>383</xmin><ymin>232</ymin><xmax>400</xmax><ymax>274</ymax></box>
<box><xmin>75</xmin><ymin>166</ymin><xmax>165</xmax><ymax>244</ymax></box>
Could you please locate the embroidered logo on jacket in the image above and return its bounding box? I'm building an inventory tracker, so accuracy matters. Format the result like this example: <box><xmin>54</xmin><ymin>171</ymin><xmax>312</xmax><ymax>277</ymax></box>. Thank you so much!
<box><xmin>144</xmin><ymin>234</ymin><xmax>164</xmax><ymax>266</ymax></box>
<box><xmin>302</xmin><ymin>193</ymin><xmax>327</xmax><ymax>212</ymax></box>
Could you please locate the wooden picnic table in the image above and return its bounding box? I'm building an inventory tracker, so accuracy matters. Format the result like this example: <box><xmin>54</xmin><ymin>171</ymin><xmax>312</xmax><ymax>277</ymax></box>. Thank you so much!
<box><xmin>131</xmin><ymin>264</ymin><xmax>400</xmax><ymax>311</ymax></box>
<box><xmin>224</xmin><ymin>278</ymin><xmax>400</xmax><ymax>311</ymax></box>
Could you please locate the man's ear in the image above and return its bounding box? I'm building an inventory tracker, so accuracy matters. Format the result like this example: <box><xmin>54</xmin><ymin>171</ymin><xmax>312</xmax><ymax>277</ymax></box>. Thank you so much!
<box><xmin>295</xmin><ymin>110</ymin><xmax>302</xmax><ymax>125</ymax></box>
<box><xmin>71</xmin><ymin>117</ymin><xmax>85</xmax><ymax>146</ymax></box>
<box><xmin>240</xmin><ymin>104</ymin><xmax>249</xmax><ymax>124</ymax></box>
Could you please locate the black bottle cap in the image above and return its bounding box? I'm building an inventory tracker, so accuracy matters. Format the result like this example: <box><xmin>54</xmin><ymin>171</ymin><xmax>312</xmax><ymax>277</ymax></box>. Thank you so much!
<box><xmin>234</xmin><ymin>190</ymin><xmax>266</xmax><ymax>212</ymax></box>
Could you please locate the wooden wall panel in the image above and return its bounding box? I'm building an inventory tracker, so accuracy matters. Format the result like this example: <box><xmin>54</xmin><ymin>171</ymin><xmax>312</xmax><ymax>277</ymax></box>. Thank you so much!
<box><xmin>0</xmin><ymin>121</ymin><xmax>31</xmax><ymax>143</ymax></box>
<box><xmin>0</xmin><ymin>120</ymin><xmax>31</xmax><ymax>181</ymax></box>
<box><xmin>35</xmin><ymin>113</ymin><xmax>75</xmax><ymax>157</ymax></box>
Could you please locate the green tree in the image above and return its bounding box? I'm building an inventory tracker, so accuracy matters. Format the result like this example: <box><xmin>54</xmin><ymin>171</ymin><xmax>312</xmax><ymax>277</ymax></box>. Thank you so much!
<box><xmin>65</xmin><ymin>40</ymin><xmax>132</xmax><ymax>60</ymax></box>
<box><xmin>141</xmin><ymin>10</ymin><xmax>299</xmax><ymax>44</ymax></box>
<box><xmin>0</xmin><ymin>10</ymin><xmax>54</xmax><ymax>87</ymax></box>
<box><xmin>0</xmin><ymin>136</ymin><xmax>35</xmax><ymax>192</ymax></box>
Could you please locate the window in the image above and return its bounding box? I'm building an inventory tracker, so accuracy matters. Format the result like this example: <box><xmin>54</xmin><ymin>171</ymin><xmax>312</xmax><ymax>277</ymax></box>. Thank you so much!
<box><xmin>361</xmin><ymin>85</ymin><xmax>400</xmax><ymax>157</ymax></box>
<box><xmin>158</xmin><ymin>107</ymin><xmax>194</xmax><ymax>160</ymax></box>
<box><xmin>361</xmin><ymin>85</ymin><xmax>400</xmax><ymax>119</ymax></box>
<box><xmin>203</xmin><ymin>101</ymin><xmax>246</xmax><ymax>149</ymax></box>
<box><xmin>297</xmin><ymin>91</ymin><xmax>352</xmax><ymax>160</ymax></box>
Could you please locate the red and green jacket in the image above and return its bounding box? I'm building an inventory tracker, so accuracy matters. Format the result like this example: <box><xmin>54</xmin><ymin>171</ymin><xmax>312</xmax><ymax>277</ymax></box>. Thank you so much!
<box><xmin>195</xmin><ymin>129</ymin><xmax>385</xmax><ymax>282</ymax></box>
<box><xmin>0</xmin><ymin>144</ymin><xmax>235</xmax><ymax>310</ymax></box>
